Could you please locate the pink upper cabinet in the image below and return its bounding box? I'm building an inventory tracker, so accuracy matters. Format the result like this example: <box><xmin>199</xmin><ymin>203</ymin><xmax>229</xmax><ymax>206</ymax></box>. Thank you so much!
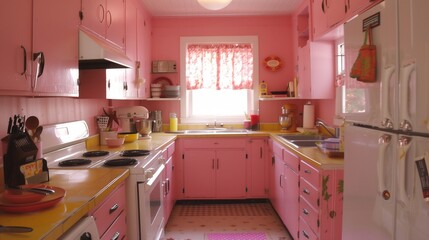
<box><xmin>0</xmin><ymin>0</ymin><xmax>79</xmax><ymax>97</ymax></box>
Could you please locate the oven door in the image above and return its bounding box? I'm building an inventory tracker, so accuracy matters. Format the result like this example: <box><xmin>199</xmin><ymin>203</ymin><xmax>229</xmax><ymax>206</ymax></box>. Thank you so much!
<box><xmin>138</xmin><ymin>164</ymin><xmax>165</xmax><ymax>240</ymax></box>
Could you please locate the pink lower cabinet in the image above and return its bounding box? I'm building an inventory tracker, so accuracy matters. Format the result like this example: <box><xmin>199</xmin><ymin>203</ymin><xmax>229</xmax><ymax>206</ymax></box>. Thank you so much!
<box><xmin>181</xmin><ymin>138</ymin><xmax>247</xmax><ymax>199</ymax></box>
<box><xmin>299</xmin><ymin>160</ymin><xmax>343</xmax><ymax>240</ymax></box>
<box><xmin>283</xmin><ymin>149</ymin><xmax>299</xmax><ymax>240</ymax></box>
<box><xmin>269</xmin><ymin>140</ymin><xmax>299</xmax><ymax>239</ymax></box>
<box><xmin>90</xmin><ymin>183</ymin><xmax>127</xmax><ymax>239</ymax></box>
<box><xmin>246</xmin><ymin>138</ymin><xmax>269</xmax><ymax>198</ymax></box>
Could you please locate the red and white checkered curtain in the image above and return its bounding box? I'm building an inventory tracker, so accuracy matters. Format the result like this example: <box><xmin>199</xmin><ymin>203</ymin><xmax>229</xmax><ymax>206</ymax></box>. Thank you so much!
<box><xmin>186</xmin><ymin>44</ymin><xmax>254</xmax><ymax>90</ymax></box>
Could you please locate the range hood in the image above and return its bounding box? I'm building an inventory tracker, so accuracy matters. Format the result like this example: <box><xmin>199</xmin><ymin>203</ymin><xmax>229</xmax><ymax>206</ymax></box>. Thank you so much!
<box><xmin>78</xmin><ymin>30</ymin><xmax>132</xmax><ymax>69</ymax></box>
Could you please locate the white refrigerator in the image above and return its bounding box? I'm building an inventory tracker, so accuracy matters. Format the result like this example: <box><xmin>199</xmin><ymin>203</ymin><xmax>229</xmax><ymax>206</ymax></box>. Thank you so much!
<box><xmin>342</xmin><ymin>0</ymin><xmax>429</xmax><ymax>239</ymax></box>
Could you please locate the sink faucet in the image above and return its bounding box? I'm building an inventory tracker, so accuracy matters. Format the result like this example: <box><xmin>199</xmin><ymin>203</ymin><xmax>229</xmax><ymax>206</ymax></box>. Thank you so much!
<box><xmin>316</xmin><ymin>119</ymin><xmax>339</xmax><ymax>138</ymax></box>
<box><xmin>206</xmin><ymin>120</ymin><xmax>224</xmax><ymax>128</ymax></box>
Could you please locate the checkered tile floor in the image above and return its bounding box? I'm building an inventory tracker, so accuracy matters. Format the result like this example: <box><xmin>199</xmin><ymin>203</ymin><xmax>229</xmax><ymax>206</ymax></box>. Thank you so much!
<box><xmin>161</xmin><ymin>200</ymin><xmax>293</xmax><ymax>240</ymax></box>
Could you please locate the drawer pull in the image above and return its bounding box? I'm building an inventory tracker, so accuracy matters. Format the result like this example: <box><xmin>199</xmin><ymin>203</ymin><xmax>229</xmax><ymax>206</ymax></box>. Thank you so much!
<box><xmin>111</xmin><ymin>231</ymin><xmax>120</xmax><ymax>240</ymax></box>
<box><xmin>302</xmin><ymin>230</ymin><xmax>310</xmax><ymax>239</ymax></box>
<box><xmin>303</xmin><ymin>208</ymin><xmax>309</xmax><ymax>215</ymax></box>
<box><xmin>304</xmin><ymin>169</ymin><xmax>311</xmax><ymax>174</ymax></box>
<box><xmin>303</xmin><ymin>189</ymin><xmax>310</xmax><ymax>195</ymax></box>
<box><xmin>109</xmin><ymin>204</ymin><xmax>119</xmax><ymax>214</ymax></box>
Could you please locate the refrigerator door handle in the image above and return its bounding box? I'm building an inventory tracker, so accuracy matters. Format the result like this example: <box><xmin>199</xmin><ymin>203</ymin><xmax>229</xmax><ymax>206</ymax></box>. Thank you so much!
<box><xmin>398</xmin><ymin>136</ymin><xmax>412</xmax><ymax>205</ymax></box>
<box><xmin>400</xmin><ymin>60</ymin><xmax>416</xmax><ymax>131</ymax></box>
<box><xmin>378</xmin><ymin>134</ymin><xmax>391</xmax><ymax>194</ymax></box>
<box><xmin>381</xmin><ymin>65</ymin><xmax>395</xmax><ymax>129</ymax></box>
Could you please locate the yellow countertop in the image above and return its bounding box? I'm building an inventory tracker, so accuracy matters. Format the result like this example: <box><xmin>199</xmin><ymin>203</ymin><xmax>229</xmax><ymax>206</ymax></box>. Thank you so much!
<box><xmin>86</xmin><ymin>133</ymin><xmax>177</xmax><ymax>151</ymax></box>
<box><xmin>0</xmin><ymin>168</ymin><xmax>129</xmax><ymax>240</ymax></box>
<box><xmin>270</xmin><ymin>134</ymin><xmax>344</xmax><ymax>170</ymax></box>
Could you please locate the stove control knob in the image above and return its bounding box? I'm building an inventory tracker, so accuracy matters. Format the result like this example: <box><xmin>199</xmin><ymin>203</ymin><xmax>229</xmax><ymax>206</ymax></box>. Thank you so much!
<box><xmin>145</xmin><ymin>168</ymin><xmax>155</xmax><ymax>179</ymax></box>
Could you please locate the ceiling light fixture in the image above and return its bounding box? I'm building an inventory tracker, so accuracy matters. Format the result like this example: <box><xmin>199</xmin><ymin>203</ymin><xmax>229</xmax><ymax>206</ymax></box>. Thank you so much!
<box><xmin>197</xmin><ymin>0</ymin><xmax>232</xmax><ymax>10</ymax></box>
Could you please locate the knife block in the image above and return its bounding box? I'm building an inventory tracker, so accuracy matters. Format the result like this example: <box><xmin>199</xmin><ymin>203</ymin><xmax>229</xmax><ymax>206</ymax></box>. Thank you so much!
<box><xmin>3</xmin><ymin>132</ymin><xmax>49</xmax><ymax>187</ymax></box>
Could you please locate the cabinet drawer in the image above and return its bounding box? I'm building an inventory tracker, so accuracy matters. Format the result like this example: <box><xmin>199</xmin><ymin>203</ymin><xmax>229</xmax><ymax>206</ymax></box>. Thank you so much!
<box><xmin>300</xmin><ymin>178</ymin><xmax>319</xmax><ymax>209</ymax></box>
<box><xmin>299</xmin><ymin>217</ymin><xmax>318</xmax><ymax>240</ymax></box>
<box><xmin>92</xmin><ymin>183</ymin><xmax>126</xmax><ymax>236</ymax></box>
<box><xmin>300</xmin><ymin>196</ymin><xmax>318</xmax><ymax>233</ymax></box>
<box><xmin>283</xmin><ymin>148</ymin><xmax>299</xmax><ymax>172</ymax></box>
<box><xmin>183</xmin><ymin>138</ymin><xmax>246</xmax><ymax>149</ymax></box>
<box><xmin>100</xmin><ymin>211</ymin><xmax>127</xmax><ymax>240</ymax></box>
<box><xmin>300</xmin><ymin>160</ymin><xmax>320</xmax><ymax>188</ymax></box>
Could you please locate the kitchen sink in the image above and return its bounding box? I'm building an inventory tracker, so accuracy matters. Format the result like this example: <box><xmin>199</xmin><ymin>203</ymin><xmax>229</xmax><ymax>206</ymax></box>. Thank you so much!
<box><xmin>279</xmin><ymin>134</ymin><xmax>326</xmax><ymax>148</ymax></box>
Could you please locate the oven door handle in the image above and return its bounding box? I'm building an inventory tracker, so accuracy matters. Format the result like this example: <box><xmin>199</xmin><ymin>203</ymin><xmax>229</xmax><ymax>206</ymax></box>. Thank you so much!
<box><xmin>146</xmin><ymin>164</ymin><xmax>165</xmax><ymax>187</ymax></box>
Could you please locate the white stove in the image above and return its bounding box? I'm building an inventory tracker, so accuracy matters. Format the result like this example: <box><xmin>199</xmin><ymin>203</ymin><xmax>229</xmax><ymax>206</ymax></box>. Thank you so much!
<box><xmin>44</xmin><ymin>142</ymin><xmax>118</xmax><ymax>169</ymax></box>
<box><xmin>41</xmin><ymin>120</ymin><xmax>166</xmax><ymax>240</ymax></box>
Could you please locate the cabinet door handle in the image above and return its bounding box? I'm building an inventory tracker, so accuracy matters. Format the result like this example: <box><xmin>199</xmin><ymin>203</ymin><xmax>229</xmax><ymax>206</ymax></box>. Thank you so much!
<box><xmin>303</xmin><ymin>208</ymin><xmax>309</xmax><ymax>215</ymax></box>
<box><xmin>303</xmin><ymin>189</ymin><xmax>310</xmax><ymax>195</ymax></box>
<box><xmin>260</xmin><ymin>147</ymin><xmax>262</xmax><ymax>158</ymax></box>
<box><xmin>109</xmin><ymin>203</ymin><xmax>119</xmax><ymax>214</ymax></box>
<box><xmin>111</xmin><ymin>231</ymin><xmax>120</xmax><ymax>240</ymax></box>
<box><xmin>106</xmin><ymin>10</ymin><xmax>112</xmax><ymax>28</ymax></box>
<box><xmin>302</xmin><ymin>230</ymin><xmax>310</xmax><ymax>239</ymax></box>
<box><xmin>20</xmin><ymin>45</ymin><xmax>27</xmax><ymax>76</ymax></box>
<box><xmin>217</xmin><ymin>159</ymin><xmax>219</xmax><ymax>169</ymax></box>
<box><xmin>97</xmin><ymin>4</ymin><xmax>105</xmax><ymax>23</ymax></box>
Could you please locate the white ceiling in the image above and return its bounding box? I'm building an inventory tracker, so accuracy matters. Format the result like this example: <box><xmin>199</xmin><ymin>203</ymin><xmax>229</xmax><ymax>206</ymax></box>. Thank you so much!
<box><xmin>141</xmin><ymin>0</ymin><xmax>304</xmax><ymax>17</ymax></box>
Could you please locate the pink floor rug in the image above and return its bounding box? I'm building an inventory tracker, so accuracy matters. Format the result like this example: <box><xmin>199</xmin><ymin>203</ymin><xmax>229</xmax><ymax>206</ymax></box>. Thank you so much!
<box><xmin>206</xmin><ymin>232</ymin><xmax>267</xmax><ymax>240</ymax></box>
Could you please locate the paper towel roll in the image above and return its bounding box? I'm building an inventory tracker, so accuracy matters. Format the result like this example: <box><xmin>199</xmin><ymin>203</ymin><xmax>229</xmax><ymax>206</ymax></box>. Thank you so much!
<box><xmin>303</xmin><ymin>103</ymin><xmax>315</xmax><ymax>129</ymax></box>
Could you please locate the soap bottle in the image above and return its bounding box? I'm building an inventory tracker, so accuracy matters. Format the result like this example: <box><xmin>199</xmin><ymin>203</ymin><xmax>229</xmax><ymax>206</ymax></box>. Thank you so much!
<box><xmin>169</xmin><ymin>113</ymin><xmax>178</xmax><ymax>132</ymax></box>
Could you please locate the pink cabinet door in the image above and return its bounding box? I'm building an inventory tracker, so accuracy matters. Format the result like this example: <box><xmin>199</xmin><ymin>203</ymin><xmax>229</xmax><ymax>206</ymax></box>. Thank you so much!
<box><xmin>298</xmin><ymin>41</ymin><xmax>334</xmax><ymax>99</ymax></box>
<box><xmin>106</xmin><ymin>69</ymin><xmax>126</xmax><ymax>99</ymax></box>
<box><xmin>310</xmin><ymin>0</ymin><xmax>328</xmax><ymax>40</ymax></box>
<box><xmin>124</xmin><ymin>0</ymin><xmax>139</xmax><ymax>99</ymax></box>
<box><xmin>247</xmin><ymin>138</ymin><xmax>267</xmax><ymax>198</ymax></box>
<box><xmin>32</xmin><ymin>0</ymin><xmax>79</xmax><ymax>96</ymax></box>
<box><xmin>272</xmin><ymin>152</ymin><xmax>285</xmax><ymax>219</ymax></box>
<box><xmin>81</xmin><ymin>0</ymin><xmax>106</xmax><ymax>38</ymax></box>
<box><xmin>325</xmin><ymin>0</ymin><xmax>346</xmax><ymax>28</ymax></box>
<box><xmin>183</xmin><ymin>149</ymin><xmax>216</xmax><ymax>198</ymax></box>
<box><xmin>216</xmin><ymin>149</ymin><xmax>247</xmax><ymax>199</ymax></box>
<box><xmin>80</xmin><ymin>0</ymin><xmax>125</xmax><ymax>49</ymax></box>
<box><xmin>284</xmin><ymin>164</ymin><xmax>299</xmax><ymax>240</ymax></box>
<box><xmin>105</xmin><ymin>0</ymin><xmax>125</xmax><ymax>49</ymax></box>
<box><xmin>0</xmin><ymin>1</ymin><xmax>32</xmax><ymax>94</ymax></box>
<box><xmin>298</xmin><ymin>44</ymin><xmax>311</xmax><ymax>98</ymax></box>
<box><xmin>283</xmin><ymin>149</ymin><xmax>300</xmax><ymax>239</ymax></box>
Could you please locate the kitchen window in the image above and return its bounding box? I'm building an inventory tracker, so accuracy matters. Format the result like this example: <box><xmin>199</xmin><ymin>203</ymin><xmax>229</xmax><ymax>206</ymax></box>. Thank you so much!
<box><xmin>180</xmin><ymin>36</ymin><xmax>259</xmax><ymax>124</ymax></box>
<box><xmin>335</xmin><ymin>39</ymin><xmax>367</xmax><ymax>120</ymax></box>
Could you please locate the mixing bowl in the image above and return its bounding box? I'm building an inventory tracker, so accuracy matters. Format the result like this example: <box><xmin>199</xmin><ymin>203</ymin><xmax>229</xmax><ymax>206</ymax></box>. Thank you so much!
<box><xmin>135</xmin><ymin>119</ymin><xmax>152</xmax><ymax>136</ymax></box>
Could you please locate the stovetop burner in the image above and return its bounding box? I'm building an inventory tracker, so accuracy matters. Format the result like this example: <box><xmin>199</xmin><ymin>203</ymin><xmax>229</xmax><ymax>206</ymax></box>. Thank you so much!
<box><xmin>121</xmin><ymin>150</ymin><xmax>151</xmax><ymax>157</ymax></box>
<box><xmin>59</xmin><ymin>159</ymin><xmax>92</xmax><ymax>167</ymax></box>
<box><xmin>82</xmin><ymin>151</ymin><xmax>109</xmax><ymax>157</ymax></box>
<box><xmin>103</xmin><ymin>158</ymin><xmax>138</xmax><ymax>167</ymax></box>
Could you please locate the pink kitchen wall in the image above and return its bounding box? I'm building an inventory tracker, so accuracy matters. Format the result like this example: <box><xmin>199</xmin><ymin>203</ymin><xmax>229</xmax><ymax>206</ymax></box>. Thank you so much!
<box><xmin>147</xmin><ymin>15</ymin><xmax>305</xmax><ymax>124</ymax></box>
